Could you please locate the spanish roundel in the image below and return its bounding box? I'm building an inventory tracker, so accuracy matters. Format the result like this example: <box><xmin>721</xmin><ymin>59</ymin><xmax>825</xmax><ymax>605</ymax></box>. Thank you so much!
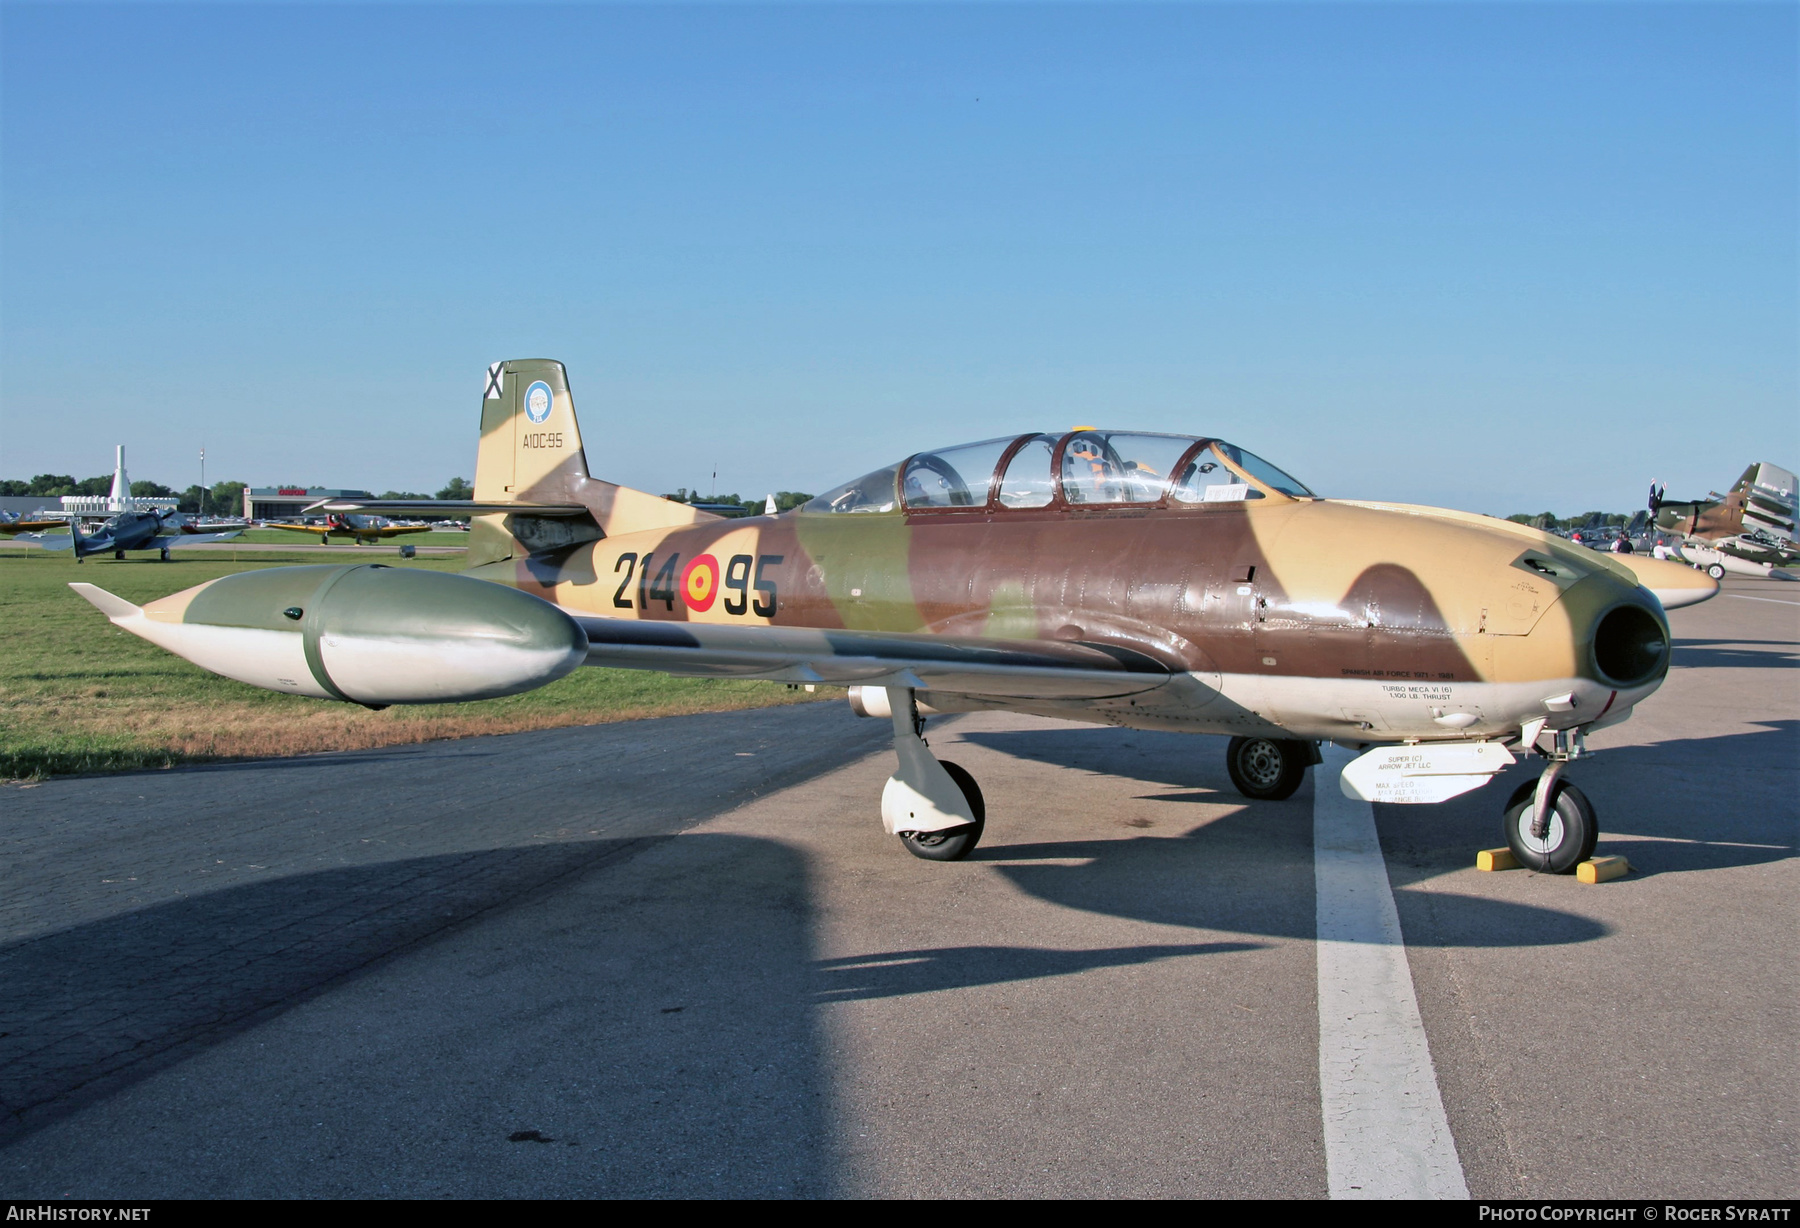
<box><xmin>681</xmin><ymin>554</ymin><xmax>720</xmax><ymax>613</ymax></box>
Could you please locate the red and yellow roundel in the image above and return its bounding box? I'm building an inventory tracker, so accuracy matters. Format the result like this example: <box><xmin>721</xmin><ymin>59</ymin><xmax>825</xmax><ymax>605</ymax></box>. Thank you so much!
<box><xmin>681</xmin><ymin>554</ymin><xmax>720</xmax><ymax>612</ymax></box>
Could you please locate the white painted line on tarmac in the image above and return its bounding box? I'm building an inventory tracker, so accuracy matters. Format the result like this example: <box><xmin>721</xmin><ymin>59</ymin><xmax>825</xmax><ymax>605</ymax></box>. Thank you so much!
<box><xmin>1314</xmin><ymin>745</ymin><xmax>1469</xmax><ymax>1200</ymax></box>
<box><xmin>1727</xmin><ymin>595</ymin><xmax>1800</xmax><ymax>606</ymax></box>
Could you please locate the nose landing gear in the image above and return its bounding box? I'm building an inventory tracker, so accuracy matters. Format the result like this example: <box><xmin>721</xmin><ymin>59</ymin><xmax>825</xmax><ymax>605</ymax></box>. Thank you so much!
<box><xmin>1503</xmin><ymin>728</ymin><xmax>1598</xmax><ymax>873</ymax></box>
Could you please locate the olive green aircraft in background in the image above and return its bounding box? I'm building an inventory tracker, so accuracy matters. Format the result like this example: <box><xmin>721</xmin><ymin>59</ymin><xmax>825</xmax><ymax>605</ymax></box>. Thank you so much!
<box><xmin>265</xmin><ymin>512</ymin><xmax>435</xmax><ymax>546</ymax></box>
<box><xmin>1649</xmin><ymin>462</ymin><xmax>1799</xmax><ymax>579</ymax></box>
<box><xmin>73</xmin><ymin>359</ymin><xmax>1720</xmax><ymax>874</ymax></box>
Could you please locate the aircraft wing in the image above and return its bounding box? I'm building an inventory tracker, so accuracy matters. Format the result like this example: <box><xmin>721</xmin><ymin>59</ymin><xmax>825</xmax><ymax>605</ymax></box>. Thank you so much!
<box><xmin>16</xmin><ymin>533</ymin><xmax>73</xmax><ymax>550</ymax></box>
<box><xmin>305</xmin><ymin>499</ymin><xmax>589</xmax><ymax>517</ymax></box>
<box><xmin>266</xmin><ymin>522</ymin><xmax>333</xmax><ymax>537</ymax></box>
<box><xmin>155</xmin><ymin>530</ymin><xmax>242</xmax><ymax>547</ymax></box>
<box><xmin>572</xmin><ymin>617</ymin><xmax>1172</xmax><ymax>700</ymax></box>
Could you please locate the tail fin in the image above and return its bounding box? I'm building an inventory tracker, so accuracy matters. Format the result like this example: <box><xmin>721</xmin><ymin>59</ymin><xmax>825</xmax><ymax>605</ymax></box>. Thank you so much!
<box><xmin>471</xmin><ymin>359</ymin><xmax>714</xmax><ymax>564</ymax></box>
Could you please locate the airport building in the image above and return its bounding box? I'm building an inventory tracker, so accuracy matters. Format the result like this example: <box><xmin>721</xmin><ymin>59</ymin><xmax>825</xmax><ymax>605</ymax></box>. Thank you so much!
<box><xmin>244</xmin><ymin>486</ymin><xmax>373</xmax><ymax>521</ymax></box>
<box><xmin>60</xmin><ymin>494</ymin><xmax>177</xmax><ymax>515</ymax></box>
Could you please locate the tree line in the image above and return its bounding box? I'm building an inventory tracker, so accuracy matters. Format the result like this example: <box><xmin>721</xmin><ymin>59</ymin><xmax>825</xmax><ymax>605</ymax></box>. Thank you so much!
<box><xmin>0</xmin><ymin>477</ymin><xmax>1638</xmax><ymax>529</ymax></box>
<box><xmin>2</xmin><ymin>476</ymin><xmax>476</xmax><ymax>517</ymax></box>
<box><xmin>1506</xmin><ymin>511</ymin><xmax>1640</xmax><ymax>531</ymax></box>
<box><xmin>661</xmin><ymin>488</ymin><xmax>815</xmax><ymax>514</ymax></box>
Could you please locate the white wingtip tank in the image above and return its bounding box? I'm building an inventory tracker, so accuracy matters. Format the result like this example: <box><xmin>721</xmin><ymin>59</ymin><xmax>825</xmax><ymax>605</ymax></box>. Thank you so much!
<box><xmin>71</xmin><ymin>566</ymin><xmax>588</xmax><ymax>707</ymax></box>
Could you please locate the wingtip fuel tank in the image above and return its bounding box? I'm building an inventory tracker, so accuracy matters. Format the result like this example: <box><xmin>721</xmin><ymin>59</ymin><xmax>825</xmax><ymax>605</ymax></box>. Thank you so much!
<box><xmin>73</xmin><ymin>565</ymin><xmax>587</xmax><ymax>707</ymax></box>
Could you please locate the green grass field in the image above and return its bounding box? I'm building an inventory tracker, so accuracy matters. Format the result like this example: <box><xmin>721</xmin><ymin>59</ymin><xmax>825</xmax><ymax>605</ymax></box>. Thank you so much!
<box><xmin>0</xmin><ymin>546</ymin><xmax>834</xmax><ymax>780</ymax></box>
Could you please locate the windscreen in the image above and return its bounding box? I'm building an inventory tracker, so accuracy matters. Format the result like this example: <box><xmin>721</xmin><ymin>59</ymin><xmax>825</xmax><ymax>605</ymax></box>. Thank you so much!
<box><xmin>803</xmin><ymin>464</ymin><xmax>901</xmax><ymax>514</ymax></box>
<box><xmin>1211</xmin><ymin>442</ymin><xmax>1314</xmax><ymax>498</ymax></box>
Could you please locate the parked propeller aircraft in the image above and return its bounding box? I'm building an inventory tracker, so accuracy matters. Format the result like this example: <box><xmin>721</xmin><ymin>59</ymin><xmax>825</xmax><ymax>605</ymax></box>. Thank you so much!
<box><xmin>26</xmin><ymin>509</ymin><xmax>242</xmax><ymax>561</ymax></box>
<box><xmin>73</xmin><ymin>359</ymin><xmax>1720</xmax><ymax>873</ymax></box>
<box><xmin>11</xmin><ymin>445</ymin><xmax>242</xmax><ymax>559</ymax></box>
<box><xmin>265</xmin><ymin>512</ymin><xmax>435</xmax><ymax>546</ymax></box>
<box><xmin>1650</xmin><ymin>462</ymin><xmax>1799</xmax><ymax>579</ymax></box>
<box><xmin>0</xmin><ymin>510</ymin><xmax>66</xmax><ymax>535</ymax></box>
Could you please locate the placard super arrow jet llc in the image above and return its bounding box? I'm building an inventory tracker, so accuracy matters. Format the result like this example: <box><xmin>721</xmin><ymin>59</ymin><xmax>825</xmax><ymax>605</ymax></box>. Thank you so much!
<box><xmin>73</xmin><ymin>360</ymin><xmax>1718</xmax><ymax>873</ymax></box>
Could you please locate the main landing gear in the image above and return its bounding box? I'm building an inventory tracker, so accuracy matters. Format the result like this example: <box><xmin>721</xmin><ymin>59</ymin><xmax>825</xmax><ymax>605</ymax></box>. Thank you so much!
<box><xmin>1502</xmin><ymin>727</ymin><xmax>1598</xmax><ymax>873</ymax></box>
<box><xmin>1225</xmin><ymin>736</ymin><xmax>1321</xmax><ymax>801</ymax></box>
<box><xmin>881</xmin><ymin>687</ymin><xmax>985</xmax><ymax>861</ymax></box>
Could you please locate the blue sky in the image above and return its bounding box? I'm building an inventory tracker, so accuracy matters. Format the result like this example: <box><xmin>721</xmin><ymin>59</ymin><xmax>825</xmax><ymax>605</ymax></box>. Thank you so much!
<box><xmin>2</xmin><ymin>2</ymin><xmax>1794</xmax><ymax>513</ymax></box>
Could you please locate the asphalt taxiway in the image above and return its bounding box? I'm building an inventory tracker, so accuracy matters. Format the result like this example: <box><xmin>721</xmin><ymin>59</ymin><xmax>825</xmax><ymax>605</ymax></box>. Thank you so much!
<box><xmin>1</xmin><ymin>577</ymin><xmax>1793</xmax><ymax>1197</ymax></box>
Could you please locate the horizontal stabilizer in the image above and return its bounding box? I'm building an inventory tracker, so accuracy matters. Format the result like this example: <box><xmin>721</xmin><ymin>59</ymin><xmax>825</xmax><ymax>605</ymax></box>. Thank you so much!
<box><xmin>24</xmin><ymin>533</ymin><xmax>74</xmax><ymax>551</ymax></box>
<box><xmin>304</xmin><ymin>499</ymin><xmax>590</xmax><ymax>517</ymax></box>
<box><xmin>69</xmin><ymin>582</ymin><xmax>141</xmax><ymax>621</ymax></box>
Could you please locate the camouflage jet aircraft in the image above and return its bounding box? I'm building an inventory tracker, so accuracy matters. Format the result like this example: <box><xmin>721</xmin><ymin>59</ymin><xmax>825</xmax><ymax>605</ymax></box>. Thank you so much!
<box><xmin>265</xmin><ymin>512</ymin><xmax>435</xmax><ymax>546</ymax></box>
<box><xmin>73</xmin><ymin>359</ymin><xmax>1719</xmax><ymax>873</ymax></box>
<box><xmin>1649</xmin><ymin>462</ymin><xmax>1799</xmax><ymax>579</ymax></box>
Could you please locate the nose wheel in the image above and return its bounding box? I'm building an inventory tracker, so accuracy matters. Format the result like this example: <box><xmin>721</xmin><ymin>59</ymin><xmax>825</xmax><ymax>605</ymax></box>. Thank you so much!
<box><xmin>1501</xmin><ymin>772</ymin><xmax>1598</xmax><ymax>874</ymax></box>
<box><xmin>1505</xmin><ymin>728</ymin><xmax>1600</xmax><ymax>873</ymax></box>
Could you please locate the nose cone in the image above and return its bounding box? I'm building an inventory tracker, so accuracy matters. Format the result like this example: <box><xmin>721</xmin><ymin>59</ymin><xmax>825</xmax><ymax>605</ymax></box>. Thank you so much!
<box><xmin>1532</xmin><ymin>570</ymin><xmax>1671</xmax><ymax>692</ymax></box>
<box><xmin>1262</xmin><ymin>500</ymin><xmax>1672</xmax><ymax>704</ymax></box>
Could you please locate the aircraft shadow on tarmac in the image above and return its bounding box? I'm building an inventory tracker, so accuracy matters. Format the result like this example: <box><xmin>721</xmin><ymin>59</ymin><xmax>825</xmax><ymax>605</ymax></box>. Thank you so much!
<box><xmin>812</xmin><ymin>941</ymin><xmax>1261</xmax><ymax>1003</ymax></box>
<box><xmin>1670</xmin><ymin>639</ymin><xmax>1800</xmax><ymax>670</ymax></box>
<box><xmin>0</xmin><ymin>834</ymin><xmax>858</xmax><ymax>1196</ymax></box>
<box><xmin>0</xmin><ymin>823</ymin><xmax>1282</xmax><ymax>1196</ymax></box>
<box><xmin>956</xmin><ymin>728</ymin><xmax>1609</xmax><ymax>950</ymax></box>
<box><xmin>1540</xmin><ymin>718</ymin><xmax>1799</xmax><ymax>874</ymax></box>
<box><xmin>960</xmin><ymin>716</ymin><xmax>1795</xmax><ymax>904</ymax></box>
<box><xmin>0</xmin><ymin>840</ymin><xmax>653</xmax><ymax>1152</ymax></box>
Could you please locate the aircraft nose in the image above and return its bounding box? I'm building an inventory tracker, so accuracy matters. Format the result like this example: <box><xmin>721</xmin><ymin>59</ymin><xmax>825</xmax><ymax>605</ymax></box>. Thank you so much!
<box><xmin>1499</xmin><ymin>568</ymin><xmax>1671</xmax><ymax>705</ymax></box>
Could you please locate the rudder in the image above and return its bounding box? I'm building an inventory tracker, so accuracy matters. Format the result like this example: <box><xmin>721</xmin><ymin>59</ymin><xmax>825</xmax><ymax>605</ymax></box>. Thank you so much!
<box><xmin>476</xmin><ymin>359</ymin><xmax>590</xmax><ymax>505</ymax></box>
<box><xmin>470</xmin><ymin>359</ymin><xmax>715</xmax><ymax>566</ymax></box>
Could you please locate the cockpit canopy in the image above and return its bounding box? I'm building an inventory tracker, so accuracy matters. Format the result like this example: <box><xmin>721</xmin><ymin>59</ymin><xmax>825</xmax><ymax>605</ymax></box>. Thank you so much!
<box><xmin>803</xmin><ymin>431</ymin><xmax>1313</xmax><ymax>515</ymax></box>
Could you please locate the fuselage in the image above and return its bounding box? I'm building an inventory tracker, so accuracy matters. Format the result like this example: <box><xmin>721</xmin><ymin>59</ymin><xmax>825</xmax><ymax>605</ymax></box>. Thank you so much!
<box><xmin>74</xmin><ymin>512</ymin><xmax>166</xmax><ymax>556</ymax></box>
<box><xmin>470</xmin><ymin>494</ymin><xmax>1679</xmax><ymax>745</ymax></box>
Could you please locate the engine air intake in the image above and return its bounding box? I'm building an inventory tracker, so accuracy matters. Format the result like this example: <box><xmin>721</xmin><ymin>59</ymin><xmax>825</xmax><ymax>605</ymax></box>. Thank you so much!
<box><xmin>1592</xmin><ymin>604</ymin><xmax>1668</xmax><ymax>688</ymax></box>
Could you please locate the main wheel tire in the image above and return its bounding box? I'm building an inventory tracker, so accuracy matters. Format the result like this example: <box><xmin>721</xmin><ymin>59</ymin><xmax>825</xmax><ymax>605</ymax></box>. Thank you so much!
<box><xmin>1502</xmin><ymin>778</ymin><xmax>1598</xmax><ymax>874</ymax></box>
<box><xmin>1706</xmin><ymin>563</ymin><xmax>1727</xmax><ymax>580</ymax></box>
<box><xmin>898</xmin><ymin>760</ymin><xmax>985</xmax><ymax>861</ymax></box>
<box><xmin>1226</xmin><ymin>736</ymin><xmax>1309</xmax><ymax>801</ymax></box>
